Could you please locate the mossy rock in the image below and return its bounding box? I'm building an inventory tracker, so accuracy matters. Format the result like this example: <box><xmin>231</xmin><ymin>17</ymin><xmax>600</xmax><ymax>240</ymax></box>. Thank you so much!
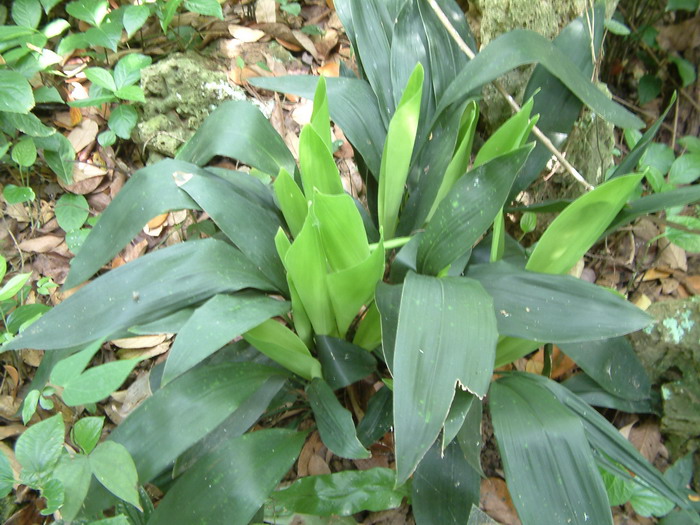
<box><xmin>135</xmin><ymin>52</ymin><xmax>272</xmax><ymax>159</ymax></box>
<box><xmin>628</xmin><ymin>297</ymin><xmax>700</xmax><ymax>487</ymax></box>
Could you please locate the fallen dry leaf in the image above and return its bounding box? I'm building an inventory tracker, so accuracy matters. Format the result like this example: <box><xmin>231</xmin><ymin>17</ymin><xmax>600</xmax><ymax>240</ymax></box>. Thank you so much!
<box><xmin>628</xmin><ymin>419</ymin><xmax>666</xmax><ymax>464</ymax></box>
<box><xmin>658</xmin><ymin>238</ymin><xmax>687</xmax><ymax>272</ymax></box>
<box><xmin>292</xmin><ymin>30</ymin><xmax>320</xmax><ymax>61</ymax></box>
<box><xmin>0</xmin><ymin>395</ymin><xmax>21</xmax><ymax>420</ymax></box>
<box><xmin>480</xmin><ymin>477</ymin><xmax>521</xmax><ymax>525</ymax></box>
<box><xmin>18</xmin><ymin>235</ymin><xmax>63</xmax><ymax>254</ymax></box>
<box><xmin>228</xmin><ymin>24</ymin><xmax>266</xmax><ymax>43</ymax></box>
<box><xmin>318</xmin><ymin>61</ymin><xmax>340</xmax><ymax>77</ymax></box>
<box><xmin>66</xmin><ymin>118</ymin><xmax>99</xmax><ymax>153</ymax></box>
<box><xmin>256</xmin><ymin>0</ymin><xmax>277</xmax><ymax>23</ymax></box>
<box><xmin>3</xmin><ymin>365</ymin><xmax>20</xmax><ymax>395</ymax></box>
<box><xmin>116</xmin><ymin>342</ymin><xmax>170</xmax><ymax>360</ymax></box>
<box><xmin>642</xmin><ymin>268</ymin><xmax>671</xmax><ymax>281</ymax></box>
<box><xmin>20</xmin><ymin>349</ymin><xmax>43</xmax><ymax>367</ymax></box>
<box><xmin>111</xmin><ymin>334</ymin><xmax>168</xmax><ymax>349</ymax></box>
<box><xmin>110</xmin><ymin>370</ymin><xmax>152</xmax><ymax>420</ymax></box>
<box><xmin>0</xmin><ymin>423</ymin><xmax>25</xmax><ymax>440</ymax></box>
<box><xmin>657</xmin><ymin>16</ymin><xmax>700</xmax><ymax>52</ymax></box>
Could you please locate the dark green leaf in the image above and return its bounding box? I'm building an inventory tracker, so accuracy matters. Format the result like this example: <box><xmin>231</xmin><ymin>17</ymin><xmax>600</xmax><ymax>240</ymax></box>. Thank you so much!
<box><xmin>273</xmin><ymin>468</ymin><xmax>408</xmax><ymax>516</ymax></box>
<box><xmin>356</xmin><ymin>385</ymin><xmax>392</xmax><ymax>447</ymax></box>
<box><xmin>162</xmin><ymin>293</ymin><xmax>289</xmax><ymax>385</ymax></box>
<box><xmin>418</xmin><ymin>146</ymin><xmax>532</xmax><ymax>275</ymax></box>
<box><xmin>315</xmin><ymin>335</ymin><xmax>377</xmax><ymax>390</ymax></box>
<box><xmin>456</xmin><ymin>395</ymin><xmax>485</xmax><ymax>476</ymax></box>
<box><xmin>349</xmin><ymin>0</ymin><xmax>393</xmax><ymax>125</ymax></box>
<box><xmin>15</xmin><ymin>414</ymin><xmax>64</xmax><ymax>475</ymax></box>
<box><xmin>375</xmin><ymin>281</ymin><xmax>403</xmax><ymax>374</ymax></box>
<box><xmin>563</xmin><ymin>373</ymin><xmax>655</xmax><ymax>414</ymax></box>
<box><xmin>412</xmin><ymin>439</ymin><xmax>480</xmax><ymax>525</ymax></box>
<box><xmin>438</xmin><ymin>29</ymin><xmax>643</xmax><ymax>130</ymax></box>
<box><xmin>526</xmin><ymin>373</ymin><xmax>692</xmax><ymax>512</ymax></box>
<box><xmin>176</xmin><ymin>100</ymin><xmax>296</xmax><ymax>177</ymax></box>
<box><xmin>392</xmin><ymin>273</ymin><xmax>497</xmax><ymax>484</ymax></box>
<box><xmin>467</xmin><ymin>262</ymin><xmax>651</xmax><ymax>342</ymax></box>
<box><xmin>610</xmin><ymin>93</ymin><xmax>674</xmax><ymax>179</ymax></box>
<box><xmin>514</xmin><ymin>4</ymin><xmax>604</xmax><ymax>195</ymax></box>
<box><xmin>174</xmin><ymin>169</ymin><xmax>286</xmax><ymax>291</ymax></box>
<box><xmin>173</xmin><ymin>375</ymin><xmax>287</xmax><ymax>476</ymax></box>
<box><xmin>638</xmin><ymin>75</ymin><xmax>662</xmax><ymax>105</ymax></box>
<box><xmin>6</xmin><ymin>239</ymin><xmax>276</xmax><ymax>351</ymax></box>
<box><xmin>108</xmin><ymin>362</ymin><xmax>286</xmax><ymax>483</ymax></box>
<box><xmin>559</xmin><ymin>338</ymin><xmax>651</xmax><ymax>401</ymax></box>
<box><xmin>90</xmin><ymin>441</ymin><xmax>141</xmax><ymax>509</ymax></box>
<box><xmin>63</xmin><ymin>159</ymin><xmax>201</xmax><ymax>288</ymax></box>
<box><xmin>307</xmin><ymin>378</ymin><xmax>370</xmax><ymax>459</ymax></box>
<box><xmin>666</xmin><ymin>0</ymin><xmax>699</xmax><ymax>11</ymax></box>
<box><xmin>148</xmin><ymin>429</ymin><xmax>306</xmax><ymax>525</ymax></box>
<box><xmin>250</xmin><ymin>76</ymin><xmax>385</xmax><ymax>176</ymax></box>
<box><xmin>443</xmin><ymin>389</ymin><xmax>474</xmax><ymax>450</ymax></box>
<box><xmin>491</xmin><ymin>374</ymin><xmax>613</xmax><ymax>525</ymax></box>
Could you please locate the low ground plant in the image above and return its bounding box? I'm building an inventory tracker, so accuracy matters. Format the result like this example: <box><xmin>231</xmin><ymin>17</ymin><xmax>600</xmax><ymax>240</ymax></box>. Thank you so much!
<box><xmin>4</xmin><ymin>1</ymin><xmax>700</xmax><ymax>524</ymax></box>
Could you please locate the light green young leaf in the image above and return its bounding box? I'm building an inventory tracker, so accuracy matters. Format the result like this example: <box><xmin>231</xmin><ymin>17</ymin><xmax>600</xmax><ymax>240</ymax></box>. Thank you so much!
<box><xmin>604</xmin><ymin>19</ymin><xmax>631</xmax><ymax>36</ymax></box>
<box><xmin>108</xmin><ymin>104</ymin><xmax>138</xmax><ymax>139</ymax></box>
<box><xmin>243</xmin><ymin>319</ymin><xmax>322</xmax><ymax>380</ymax></box>
<box><xmin>630</xmin><ymin>483</ymin><xmax>675</xmax><ymax>517</ymax></box>
<box><xmin>72</xmin><ymin>416</ymin><xmax>104</xmax><ymax>455</ymax></box>
<box><xmin>392</xmin><ymin>273</ymin><xmax>498</xmax><ymax>484</ymax></box>
<box><xmin>298</xmin><ymin>125</ymin><xmax>344</xmax><ymax>198</ymax></box>
<box><xmin>12</xmin><ymin>0</ymin><xmax>43</xmax><ymax>29</ymax></box>
<box><xmin>307</xmin><ymin>378</ymin><xmax>370</xmax><ymax>459</ymax></box>
<box><xmin>113</xmin><ymin>54</ymin><xmax>152</xmax><ymax>89</ymax></box>
<box><xmin>85</xmin><ymin>67</ymin><xmax>116</xmax><ymax>92</ymax></box>
<box><xmin>2</xmin><ymin>184</ymin><xmax>35</xmax><ymax>204</ymax></box>
<box><xmin>666</xmin><ymin>215</ymin><xmax>700</xmax><ymax>253</ymax></box>
<box><xmin>114</xmin><ymin>85</ymin><xmax>146</xmax><ymax>103</ymax></box>
<box><xmin>326</xmin><ymin>239</ymin><xmax>385</xmax><ymax>337</ymax></box>
<box><xmin>50</xmin><ymin>340</ymin><xmax>103</xmax><ymax>386</ymax></box>
<box><xmin>0</xmin><ymin>272</ymin><xmax>31</xmax><ymax>302</ymax></box>
<box><xmin>55</xmin><ymin>193</ymin><xmax>89</xmax><ymax>232</ymax></box>
<box><xmin>427</xmin><ymin>101</ymin><xmax>479</xmax><ymax>222</ymax></box>
<box><xmin>183</xmin><ymin>0</ymin><xmax>223</xmax><ymax>19</ymax></box>
<box><xmin>526</xmin><ymin>173</ymin><xmax>644</xmax><ymax>274</ymax></box>
<box><xmin>123</xmin><ymin>4</ymin><xmax>150</xmax><ymax>38</ymax></box>
<box><xmin>90</xmin><ymin>441</ymin><xmax>141</xmax><ymax>510</ymax></box>
<box><xmin>284</xmin><ymin>214</ymin><xmax>336</xmax><ymax>336</ymax></box>
<box><xmin>15</xmin><ymin>413</ymin><xmax>65</xmax><ymax>475</ymax></box>
<box><xmin>313</xmin><ymin>192</ymin><xmax>369</xmax><ymax>272</ymax></box>
<box><xmin>378</xmin><ymin>63</ymin><xmax>424</xmax><ymax>239</ymax></box>
<box><xmin>0</xmin><ymin>449</ymin><xmax>14</xmax><ymax>498</ymax></box>
<box><xmin>310</xmin><ymin>75</ymin><xmax>332</xmax><ymax>152</ymax></box>
<box><xmin>11</xmin><ymin>138</ymin><xmax>37</xmax><ymax>167</ymax></box>
<box><xmin>22</xmin><ymin>390</ymin><xmax>41</xmax><ymax>425</ymax></box>
<box><xmin>474</xmin><ymin>97</ymin><xmax>536</xmax><ymax>168</ymax></box>
<box><xmin>38</xmin><ymin>478</ymin><xmax>64</xmax><ymax>515</ymax></box>
<box><xmin>668</xmin><ymin>154</ymin><xmax>700</xmax><ymax>185</ymax></box>
<box><xmin>53</xmin><ymin>454</ymin><xmax>91</xmax><ymax>522</ymax></box>
<box><xmin>65</xmin><ymin>0</ymin><xmax>109</xmax><ymax>26</ymax></box>
<box><xmin>274</xmin><ymin>168</ymin><xmax>307</xmax><ymax>238</ymax></box>
<box><xmin>61</xmin><ymin>358</ymin><xmax>142</xmax><ymax>406</ymax></box>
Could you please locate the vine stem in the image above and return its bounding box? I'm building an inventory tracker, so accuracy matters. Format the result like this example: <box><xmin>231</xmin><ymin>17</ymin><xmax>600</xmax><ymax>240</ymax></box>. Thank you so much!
<box><xmin>425</xmin><ymin>0</ymin><xmax>595</xmax><ymax>191</ymax></box>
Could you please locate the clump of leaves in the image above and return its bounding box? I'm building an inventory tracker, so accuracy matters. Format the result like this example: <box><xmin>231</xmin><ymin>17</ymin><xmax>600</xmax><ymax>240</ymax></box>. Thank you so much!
<box><xmin>5</xmin><ymin>1</ymin><xmax>700</xmax><ymax>524</ymax></box>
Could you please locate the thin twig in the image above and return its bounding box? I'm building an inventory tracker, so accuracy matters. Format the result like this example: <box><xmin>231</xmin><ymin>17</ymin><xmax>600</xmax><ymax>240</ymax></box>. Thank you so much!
<box><xmin>426</xmin><ymin>0</ymin><xmax>595</xmax><ymax>191</ymax></box>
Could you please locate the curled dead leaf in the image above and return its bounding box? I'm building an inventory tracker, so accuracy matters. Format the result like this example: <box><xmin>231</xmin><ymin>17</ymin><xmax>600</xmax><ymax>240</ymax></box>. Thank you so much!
<box><xmin>111</xmin><ymin>334</ymin><xmax>168</xmax><ymax>349</ymax></box>
<box><xmin>18</xmin><ymin>235</ymin><xmax>63</xmax><ymax>254</ymax></box>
